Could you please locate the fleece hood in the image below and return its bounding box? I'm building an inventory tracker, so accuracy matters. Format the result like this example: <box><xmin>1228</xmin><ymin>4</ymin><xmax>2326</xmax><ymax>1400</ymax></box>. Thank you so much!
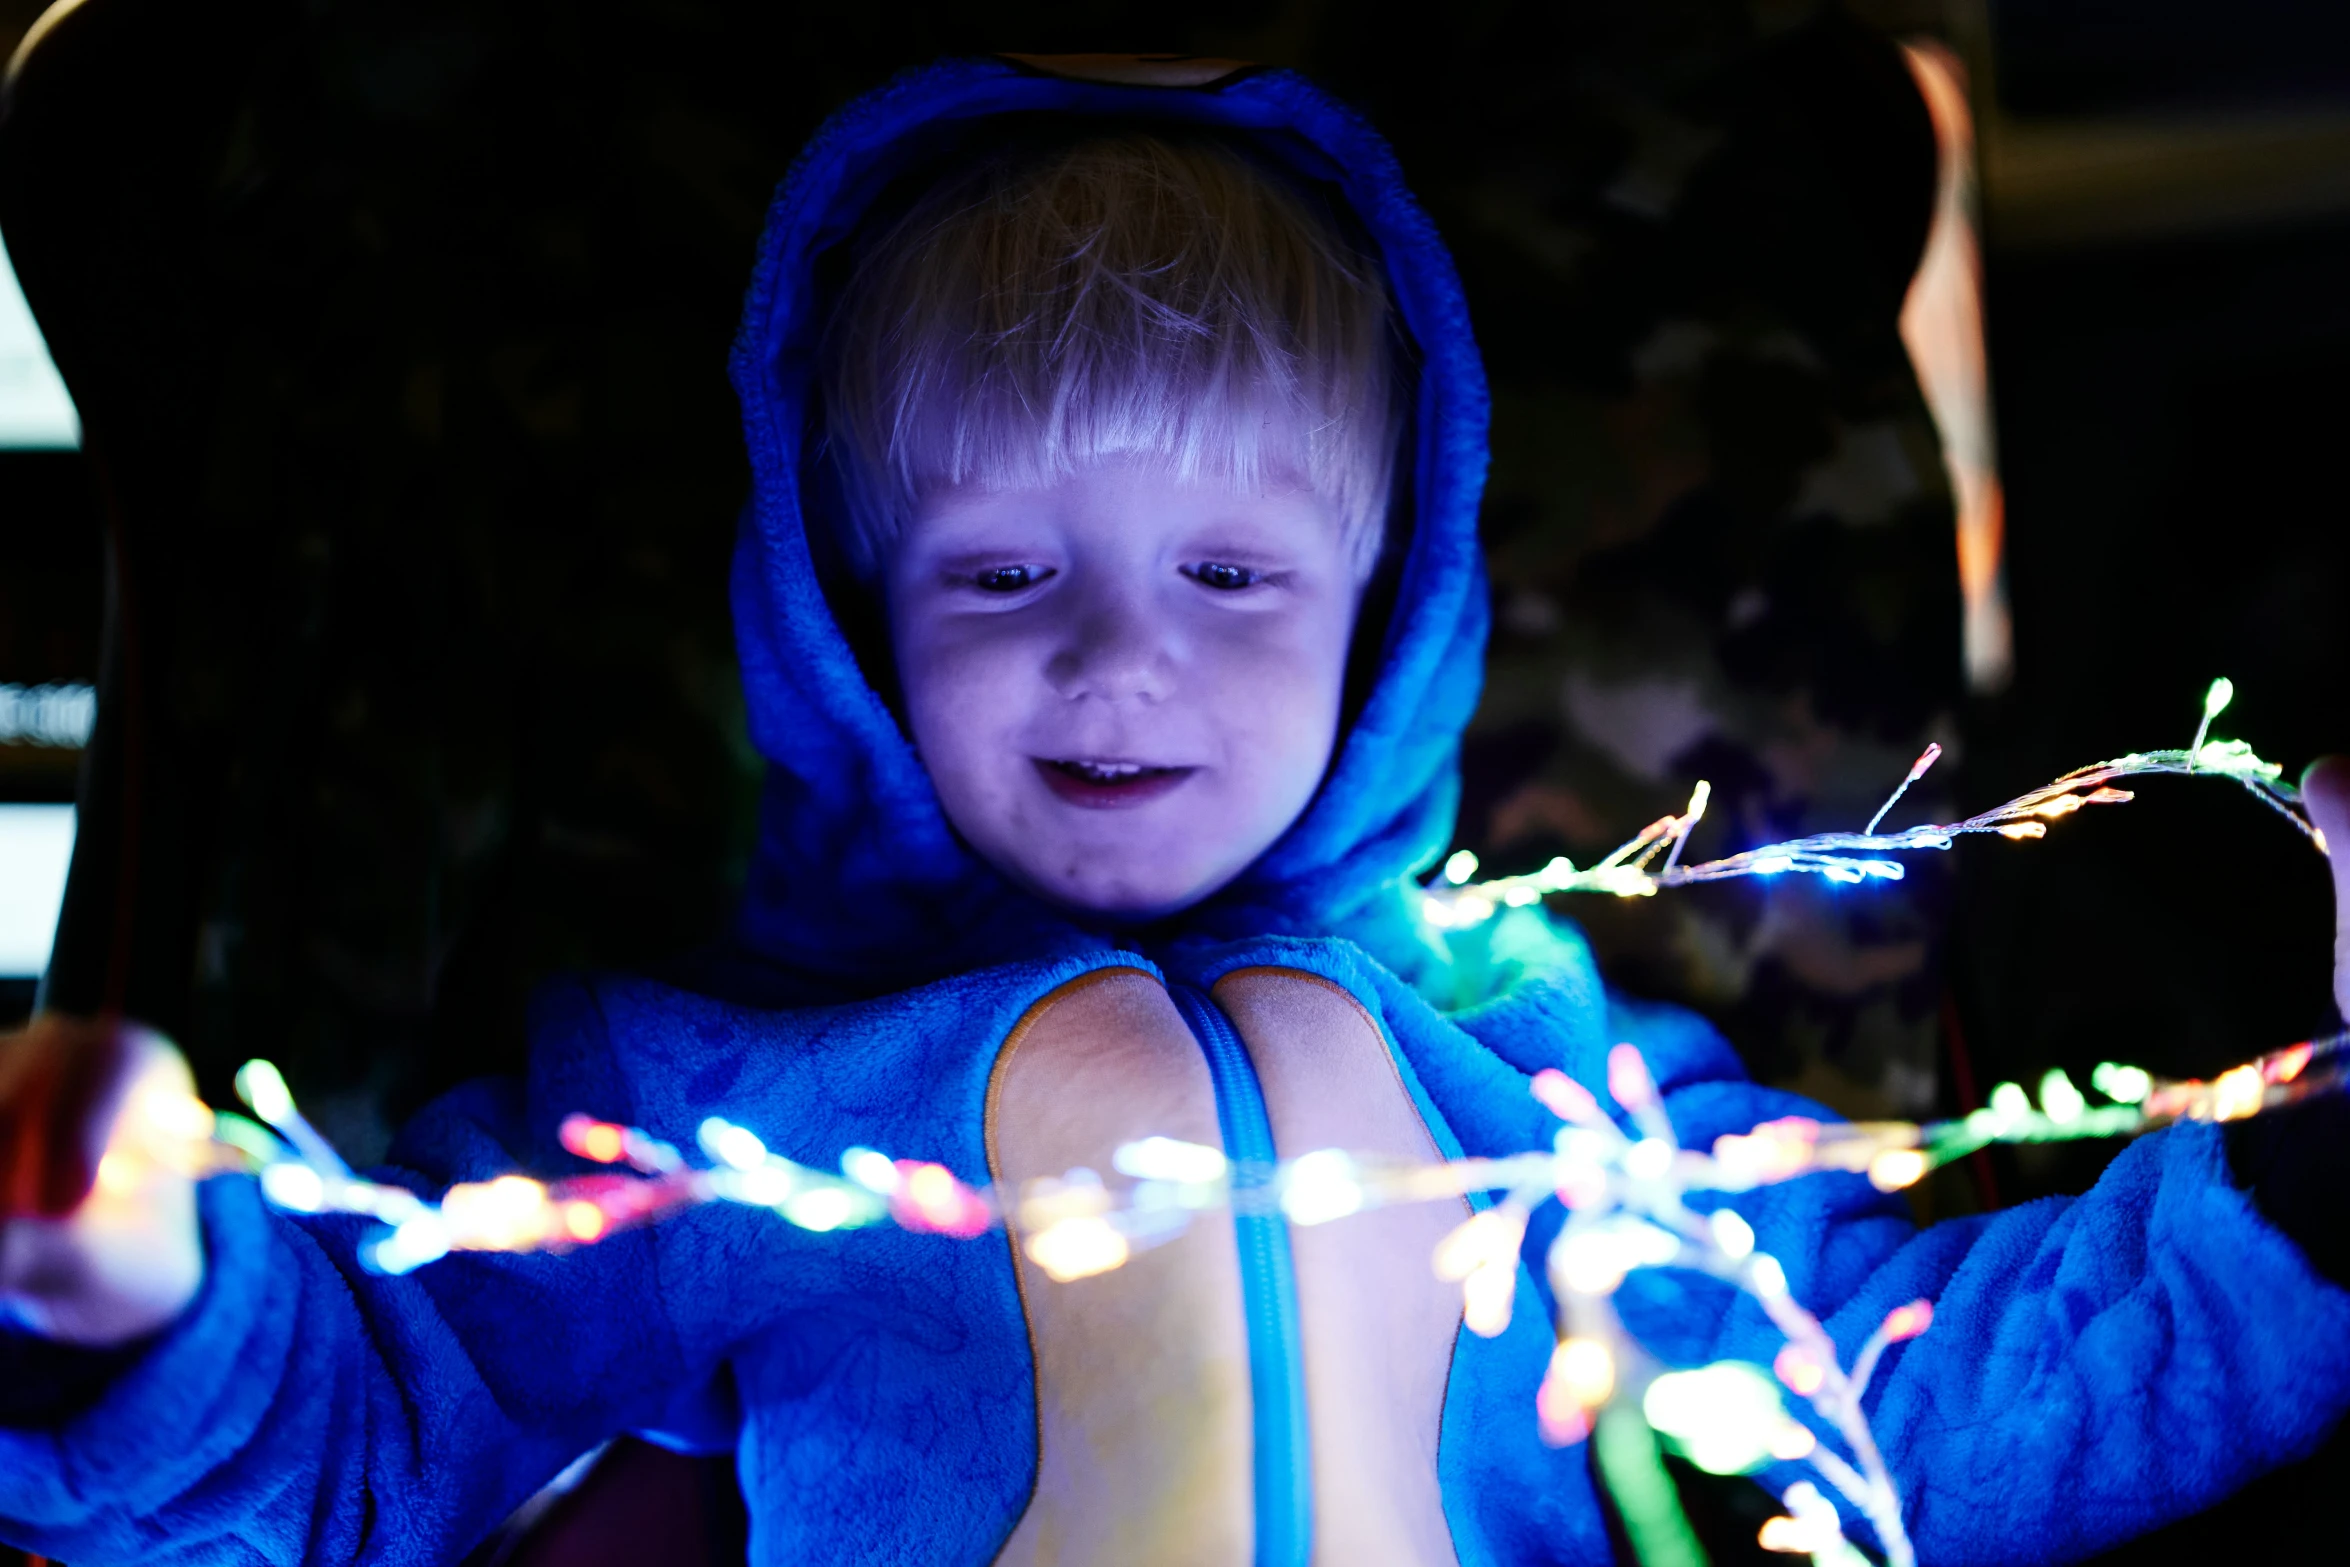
<box><xmin>726</xmin><ymin>54</ymin><xmax>1491</xmax><ymax>992</ymax></box>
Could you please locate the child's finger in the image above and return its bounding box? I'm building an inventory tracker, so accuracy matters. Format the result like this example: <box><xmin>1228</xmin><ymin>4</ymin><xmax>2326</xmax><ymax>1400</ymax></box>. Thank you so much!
<box><xmin>0</xmin><ymin>1015</ymin><xmax>144</xmax><ymax>1220</ymax></box>
<box><xmin>2303</xmin><ymin>756</ymin><xmax>2350</xmax><ymax>1024</ymax></box>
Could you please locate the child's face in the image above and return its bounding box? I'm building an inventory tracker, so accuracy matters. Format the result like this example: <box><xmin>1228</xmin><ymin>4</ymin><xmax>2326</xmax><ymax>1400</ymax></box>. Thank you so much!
<box><xmin>885</xmin><ymin>456</ymin><xmax>1362</xmax><ymax>919</ymax></box>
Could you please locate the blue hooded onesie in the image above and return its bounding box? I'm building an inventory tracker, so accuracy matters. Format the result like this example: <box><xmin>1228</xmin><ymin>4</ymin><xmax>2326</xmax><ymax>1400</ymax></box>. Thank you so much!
<box><xmin>5</xmin><ymin>53</ymin><xmax>2350</xmax><ymax>1567</ymax></box>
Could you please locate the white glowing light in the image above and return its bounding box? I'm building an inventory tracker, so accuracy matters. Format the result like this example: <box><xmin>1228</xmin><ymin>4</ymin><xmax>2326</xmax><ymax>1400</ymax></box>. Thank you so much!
<box><xmin>711</xmin><ymin>1122</ymin><xmax>768</xmax><ymax>1171</ymax></box>
<box><xmin>734</xmin><ymin>1165</ymin><xmax>795</xmax><ymax>1206</ymax></box>
<box><xmin>0</xmin><ymin>804</ymin><xmax>75</xmax><ymax>978</ymax></box>
<box><xmin>1623</xmin><ymin>1138</ymin><xmax>1674</xmax><ymax>1180</ymax></box>
<box><xmin>2091</xmin><ymin>1062</ymin><xmax>2152</xmax><ymax>1104</ymax></box>
<box><xmin>1987</xmin><ymin>1081</ymin><xmax>2030</xmax><ymax>1126</ymax></box>
<box><xmin>1444</xmin><ymin>849</ymin><xmax>1480</xmax><ymax>885</ymax></box>
<box><xmin>2038</xmin><ymin>1068</ymin><xmax>2086</xmax><ymax>1125</ymax></box>
<box><xmin>1643</xmin><ymin>1361</ymin><xmax>1792</xmax><ymax>1475</ymax></box>
<box><xmin>1709</xmin><ymin>1209</ymin><xmax>1756</xmax><ymax>1260</ymax></box>
<box><xmin>1113</xmin><ymin>1137</ymin><xmax>1228</xmax><ymax>1184</ymax></box>
<box><xmin>840</xmin><ymin>1147</ymin><xmax>899</xmax><ymax>1193</ymax></box>
<box><xmin>1026</xmin><ymin>1215</ymin><xmax>1130</xmax><ymax>1282</ymax></box>
<box><xmin>260</xmin><ymin>1162</ymin><xmax>326</xmax><ymax>1213</ymax></box>
<box><xmin>370</xmin><ymin>1214</ymin><xmax>451</xmax><ymax>1275</ymax></box>
<box><xmin>783</xmin><ymin>1187</ymin><xmax>859</xmax><ymax>1232</ymax></box>
<box><xmin>235</xmin><ymin>1060</ymin><xmax>296</xmax><ymax>1127</ymax></box>
<box><xmin>1279</xmin><ymin>1149</ymin><xmax>1365</xmax><ymax>1226</ymax></box>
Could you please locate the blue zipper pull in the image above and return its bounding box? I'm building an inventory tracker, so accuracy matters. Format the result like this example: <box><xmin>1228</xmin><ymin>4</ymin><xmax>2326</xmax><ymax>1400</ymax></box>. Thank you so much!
<box><xmin>1171</xmin><ymin>984</ymin><xmax>1313</xmax><ymax>1567</ymax></box>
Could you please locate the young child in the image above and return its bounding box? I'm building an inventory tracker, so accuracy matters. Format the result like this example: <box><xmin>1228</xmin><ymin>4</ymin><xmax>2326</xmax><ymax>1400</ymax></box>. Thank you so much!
<box><xmin>5</xmin><ymin>53</ymin><xmax>2350</xmax><ymax>1567</ymax></box>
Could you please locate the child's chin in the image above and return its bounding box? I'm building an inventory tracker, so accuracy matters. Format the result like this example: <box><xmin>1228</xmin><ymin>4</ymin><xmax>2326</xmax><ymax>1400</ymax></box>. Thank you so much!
<box><xmin>1032</xmin><ymin>864</ymin><xmax>1227</xmax><ymax>925</ymax></box>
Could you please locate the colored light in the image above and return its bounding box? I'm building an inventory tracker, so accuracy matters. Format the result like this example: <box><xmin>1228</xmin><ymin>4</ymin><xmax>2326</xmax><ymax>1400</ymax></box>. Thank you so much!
<box><xmin>2091</xmin><ymin>1062</ymin><xmax>2151</xmax><ymax>1104</ymax></box>
<box><xmin>1530</xmin><ymin>1068</ymin><xmax>1606</xmax><ymax>1127</ymax></box>
<box><xmin>2039</xmin><ymin>1068</ymin><xmax>2086</xmax><ymax>1124</ymax></box>
<box><xmin>1867</xmin><ymin>1148</ymin><xmax>1929</xmax><ymax>1192</ymax></box>
<box><xmin>1025</xmin><ymin>1215</ymin><xmax>1130</xmax><ymax>1282</ymax></box>
<box><xmin>1444</xmin><ymin>849</ymin><xmax>1480</xmax><ymax>885</ymax></box>
<box><xmin>563</xmin><ymin>1201</ymin><xmax>607</xmax><ymax>1241</ymax></box>
<box><xmin>2266</xmin><ymin>1043</ymin><xmax>2314</xmax><ymax>1085</ymax></box>
<box><xmin>1988</xmin><ymin>1081</ymin><xmax>2031</xmax><ymax>1122</ymax></box>
<box><xmin>1773</xmin><ymin>1344</ymin><xmax>1825</xmax><ymax>1397</ymax></box>
<box><xmin>1879</xmin><ymin>1299</ymin><xmax>1934</xmax><ymax>1342</ymax></box>
<box><xmin>2211</xmin><ymin>1064</ymin><xmax>2265</xmax><ymax>1121</ymax></box>
<box><xmin>235</xmin><ymin>1060</ymin><xmax>294</xmax><ymax>1126</ymax></box>
<box><xmin>2204</xmin><ymin>677</ymin><xmax>2235</xmax><ymax>720</ymax></box>
<box><xmin>1550</xmin><ymin>1336</ymin><xmax>1617</xmax><ymax>1408</ymax></box>
<box><xmin>574</xmin><ymin>1121</ymin><xmax>627</xmax><ymax>1163</ymax></box>
<box><xmin>1608</xmin><ymin>1044</ymin><xmax>1658</xmax><ymax>1113</ymax></box>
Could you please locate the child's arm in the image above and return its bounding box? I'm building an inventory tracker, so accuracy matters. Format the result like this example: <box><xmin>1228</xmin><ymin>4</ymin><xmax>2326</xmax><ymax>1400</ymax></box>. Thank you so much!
<box><xmin>0</xmin><ymin>994</ymin><xmax>735</xmax><ymax>1567</ymax></box>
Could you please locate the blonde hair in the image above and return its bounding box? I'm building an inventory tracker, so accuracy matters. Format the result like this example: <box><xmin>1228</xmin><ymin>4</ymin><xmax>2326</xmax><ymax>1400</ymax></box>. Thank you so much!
<box><xmin>818</xmin><ymin>131</ymin><xmax>1403</xmax><ymax>581</ymax></box>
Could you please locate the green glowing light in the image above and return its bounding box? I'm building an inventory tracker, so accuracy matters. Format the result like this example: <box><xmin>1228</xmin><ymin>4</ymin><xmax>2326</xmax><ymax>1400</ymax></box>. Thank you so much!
<box><xmin>1593</xmin><ymin>1404</ymin><xmax>1710</xmax><ymax>1567</ymax></box>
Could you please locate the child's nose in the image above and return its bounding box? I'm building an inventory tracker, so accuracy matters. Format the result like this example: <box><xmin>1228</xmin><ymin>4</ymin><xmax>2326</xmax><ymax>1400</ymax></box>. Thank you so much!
<box><xmin>1046</xmin><ymin>599</ymin><xmax>1173</xmax><ymax>704</ymax></box>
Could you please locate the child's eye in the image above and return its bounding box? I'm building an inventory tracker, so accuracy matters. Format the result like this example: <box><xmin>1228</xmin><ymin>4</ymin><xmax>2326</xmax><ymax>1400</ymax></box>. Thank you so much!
<box><xmin>1187</xmin><ymin>561</ymin><xmax>1267</xmax><ymax>592</ymax></box>
<box><xmin>968</xmin><ymin>565</ymin><xmax>1052</xmax><ymax>594</ymax></box>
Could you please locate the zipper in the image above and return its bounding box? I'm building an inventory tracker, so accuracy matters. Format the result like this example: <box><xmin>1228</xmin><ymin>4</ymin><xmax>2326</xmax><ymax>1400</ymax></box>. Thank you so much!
<box><xmin>1170</xmin><ymin>983</ymin><xmax>1312</xmax><ymax>1567</ymax></box>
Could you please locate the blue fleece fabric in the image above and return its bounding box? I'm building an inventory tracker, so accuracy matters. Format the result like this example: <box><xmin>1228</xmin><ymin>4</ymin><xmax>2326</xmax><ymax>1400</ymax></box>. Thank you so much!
<box><xmin>5</xmin><ymin>56</ymin><xmax>2348</xmax><ymax>1567</ymax></box>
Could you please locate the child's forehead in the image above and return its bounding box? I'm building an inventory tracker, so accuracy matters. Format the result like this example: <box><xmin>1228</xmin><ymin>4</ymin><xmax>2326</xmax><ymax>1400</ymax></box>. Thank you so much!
<box><xmin>907</xmin><ymin>455</ymin><xmax>1338</xmax><ymax>530</ymax></box>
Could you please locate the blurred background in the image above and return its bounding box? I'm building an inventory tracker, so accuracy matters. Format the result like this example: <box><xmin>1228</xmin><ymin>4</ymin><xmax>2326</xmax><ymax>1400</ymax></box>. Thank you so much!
<box><xmin>0</xmin><ymin>1</ymin><xmax>2344</xmax><ymax>1561</ymax></box>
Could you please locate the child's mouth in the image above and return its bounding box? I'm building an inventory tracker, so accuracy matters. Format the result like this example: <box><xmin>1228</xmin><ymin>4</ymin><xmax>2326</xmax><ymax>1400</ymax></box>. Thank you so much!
<box><xmin>1035</xmin><ymin>758</ymin><xmax>1195</xmax><ymax>808</ymax></box>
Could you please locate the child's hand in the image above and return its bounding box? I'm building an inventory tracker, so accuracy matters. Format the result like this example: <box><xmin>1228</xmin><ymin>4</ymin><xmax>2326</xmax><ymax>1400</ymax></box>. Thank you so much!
<box><xmin>0</xmin><ymin>1016</ymin><xmax>204</xmax><ymax>1345</ymax></box>
<box><xmin>2311</xmin><ymin>758</ymin><xmax>2350</xmax><ymax>1025</ymax></box>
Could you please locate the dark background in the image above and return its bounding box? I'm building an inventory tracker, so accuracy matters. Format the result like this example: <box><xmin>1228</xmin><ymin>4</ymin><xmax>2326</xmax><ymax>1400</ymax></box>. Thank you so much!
<box><xmin>1</xmin><ymin>1</ymin><xmax>2344</xmax><ymax>1561</ymax></box>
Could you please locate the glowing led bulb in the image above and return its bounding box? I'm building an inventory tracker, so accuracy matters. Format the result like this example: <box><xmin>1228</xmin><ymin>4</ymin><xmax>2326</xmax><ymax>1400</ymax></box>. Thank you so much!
<box><xmin>1026</xmin><ymin>1215</ymin><xmax>1130</xmax><ymax>1281</ymax></box>
<box><xmin>707</xmin><ymin>1121</ymin><xmax>768</xmax><ymax>1171</ymax></box>
<box><xmin>1773</xmin><ymin>1344</ymin><xmax>1825</xmax><ymax>1396</ymax></box>
<box><xmin>784</xmin><ymin>1187</ymin><xmax>859</xmax><ymax>1232</ymax></box>
<box><xmin>1642</xmin><ymin>1361</ymin><xmax>1792</xmax><ymax>1475</ymax></box>
<box><xmin>1623</xmin><ymin>1138</ymin><xmax>1674</xmax><ymax>1180</ymax></box>
<box><xmin>1867</xmin><ymin>1148</ymin><xmax>1929</xmax><ymax>1192</ymax></box>
<box><xmin>2210</xmin><ymin>1064</ymin><xmax>2265</xmax><ymax>1121</ymax></box>
<box><xmin>1113</xmin><ymin>1137</ymin><xmax>1228</xmax><ymax>1184</ymax></box>
<box><xmin>1709</xmin><ymin>1208</ymin><xmax>1755</xmax><ymax>1260</ymax></box>
<box><xmin>841</xmin><ymin>1147</ymin><xmax>899</xmax><ymax>1193</ymax></box>
<box><xmin>1443</xmin><ymin>849</ymin><xmax>1480</xmax><ymax>885</ymax></box>
<box><xmin>235</xmin><ymin>1060</ymin><xmax>295</xmax><ymax>1126</ymax></box>
<box><xmin>1548</xmin><ymin>1336</ymin><xmax>1616</xmax><ymax>1408</ymax></box>
<box><xmin>1279</xmin><ymin>1149</ymin><xmax>1365</xmax><ymax>1226</ymax></box>
<box><xmin>1988</xmin><ymin>1081</ymin><xmax>2031</xmax><ymax>1124</ymax></box>
<box><xmin>2091</xmin><ymin>1062</ymin><xmax>2152</xmax><ymax>1104</ymax></box>
<box><xmin>2035</xmin><ymin>1068</ymin><xmax>2085</xmax><ymax>1125</ymax></box>
<box><xmin>260</xmin><ymin>1161</ymin><xmax>327</xmax><ymax>1213</ymax></box>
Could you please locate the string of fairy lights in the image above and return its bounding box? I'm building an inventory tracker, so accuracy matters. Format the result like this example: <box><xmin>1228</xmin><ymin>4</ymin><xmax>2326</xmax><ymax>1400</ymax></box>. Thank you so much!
<box><xmin>106</xmin><ymin>682</ymin><xmax>2338</xmax><ymax>1567</ymax></box>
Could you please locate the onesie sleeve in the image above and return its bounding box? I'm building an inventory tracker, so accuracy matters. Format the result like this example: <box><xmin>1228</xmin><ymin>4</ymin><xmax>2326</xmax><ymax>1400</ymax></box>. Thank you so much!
<box><xmin>1600</xmin><ymin>992</ymin><xmax>2350</xmax><ymax>1567</ymax></box>
<box><xmin>0</xmin><ymin>983</ymin><xmax>735</xmax><ymax>1567</ymax></box>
